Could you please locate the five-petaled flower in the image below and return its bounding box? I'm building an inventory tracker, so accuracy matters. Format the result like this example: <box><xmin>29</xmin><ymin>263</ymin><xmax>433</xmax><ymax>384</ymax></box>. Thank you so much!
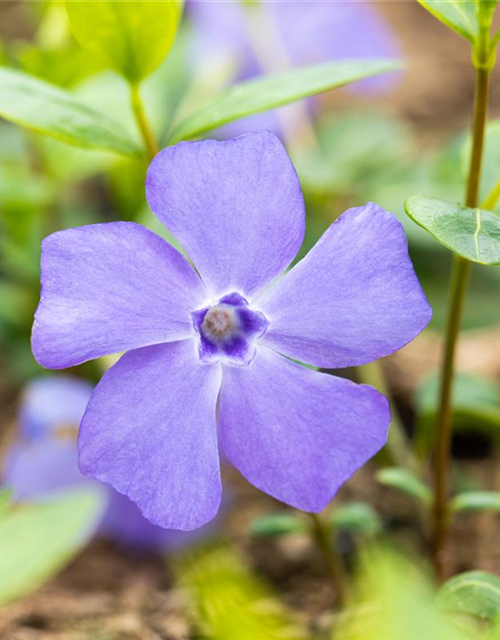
<box><xmin>32</xmin><ymin>132</ymin><xmax>431</xmax><ymax>531</ymax></box>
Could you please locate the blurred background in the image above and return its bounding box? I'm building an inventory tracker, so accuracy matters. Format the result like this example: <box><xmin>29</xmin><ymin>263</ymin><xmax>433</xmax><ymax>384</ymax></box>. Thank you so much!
<box><xmin>1</xmin><ymin>1</ymin><xmax>500</xmax><ymax>639</ymax></box>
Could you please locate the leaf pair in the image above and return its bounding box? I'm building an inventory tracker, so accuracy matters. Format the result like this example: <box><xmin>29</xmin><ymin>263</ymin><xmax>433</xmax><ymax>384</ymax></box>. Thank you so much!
<box><xmin>419</xmin><ymin>0</ymin><xmax>499</xmax><ymax>43</ymax></box>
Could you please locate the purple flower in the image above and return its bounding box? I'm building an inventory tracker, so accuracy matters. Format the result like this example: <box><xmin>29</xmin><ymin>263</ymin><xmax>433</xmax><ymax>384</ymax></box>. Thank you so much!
<box><xmin>32</xmin><ymin>132</ymin><xmax>431</xmax><ymax>531</ymax></box>
<box><xmin>3</xmin><ymin>376</ymin><xmax>201</xmax><ymax>551</ymax></box>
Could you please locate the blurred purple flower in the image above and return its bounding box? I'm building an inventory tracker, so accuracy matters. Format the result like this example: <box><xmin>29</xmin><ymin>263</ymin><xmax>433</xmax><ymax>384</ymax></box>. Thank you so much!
<box><xmin>3</xmin><ymin>376</ymin><xmax>202</xmax><ymax>551</ymax></box>
<box><xmin>187</xmin><ymin>0</ymin><xmax>400</xmax><ymax>134</ymax></box>
<box><xmin>32</xmin><ymin>132</ymin><xmax>431</xmax><ymax>531</ymax></box>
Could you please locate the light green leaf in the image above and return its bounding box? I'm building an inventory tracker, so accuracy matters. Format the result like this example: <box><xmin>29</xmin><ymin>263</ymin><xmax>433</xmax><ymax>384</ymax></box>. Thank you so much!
<box><xmin>0</xmin><ymin>67</ymin><xmax>141</xmax><ymax>156</ymax></box>
<box><xmin>0</xmin><ymin>489</ymin><xmax>12</xmax><ymax>520</ymax></box>
<box><xmin>450</xmin><ymin>491</ymin><xmax>500</xmax><ymax>513</ymax></box>
<box><xmin>0</xmin><ymin>487</ymin><xmax>105</xmax><ymax>608</ymax></box>
<box><xmin>66</xmin><ymin>0</ymin><xmax>183</xmax><ymax>83</ymax></box>
<box><xmin>405</xmin><ymin>195</ymin><xmax>500</xmax><ymax>264</ymax></box>
<box><xmin>329</xmin><ymin>502</ymin><xmax>382</xmax><ymax>537</ymax></box>
<box><xmin>418</xmin><ymin>1</ymin><xmax>478</xmax><ymax>42</ymax></box>
<box><xmin>438</xmin><ymin>571</ymin><xmax>500</xmax><ymax>621</ymax></box>
<box><xmin>175</xmin><ymin>545</ymin><xmax>308</xmax><ymax>640</ymax></box>
<box><xmin>477</xmin><ymin>0</ymin><xmax>499</xmax><ymax>28</ymax></box>
<box><xmin>169</xmin><ymin>58</ymin><xmax>402</xmax><ymax>143</ymax></box>
<box><xmin>376</xmin><ymin>467</ymin><xmax>432</xmax><ymax>506</ymax></box>
<box><xmin>250</xmin><ymin>513</ymin><xmax>307</xmax><ymax>538</ymax></box>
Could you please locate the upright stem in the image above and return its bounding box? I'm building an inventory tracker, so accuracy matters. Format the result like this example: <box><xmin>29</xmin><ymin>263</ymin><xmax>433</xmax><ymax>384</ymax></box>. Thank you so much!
<box><xmin>130</xmin><ymin>82</ymin><xmax>159</xmax><ymax>160</ymax></box>
<box><xmin>431</xmin><ymin>52</ymin><xmax>491</xmax><ymax>580</ymax></box>
<box><xmin>308</xmin><ymin>513</ymin><xmax>349</xmax><ymax>605</ymax></box>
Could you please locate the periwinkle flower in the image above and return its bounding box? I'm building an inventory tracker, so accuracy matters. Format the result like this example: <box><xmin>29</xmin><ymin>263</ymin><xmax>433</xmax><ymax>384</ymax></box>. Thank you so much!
<box><xmin>32</xmin><ymin>132</ymin><xmax>431</xmax><ymax>531</ymax></box>
<box><xmin>3</xmin><ymin>376</ymin><xmax>198</xmax><ymax>551</ymax></box>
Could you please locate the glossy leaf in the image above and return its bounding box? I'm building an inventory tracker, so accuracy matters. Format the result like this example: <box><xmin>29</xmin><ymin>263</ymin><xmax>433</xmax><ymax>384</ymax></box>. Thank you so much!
<box><xmin>450</xmin><ymin>491</ymin><xmax>500</xmax><ymax>513</ymax></box>
<box><xmin>66</xmin><ymin>0</ymin><xmax>183</xmax><ymax>83</ymax></box>
<box><xmin>438</xmin><ymin>571</ymin><xmax>500</xmax><ymax>621</ymax></box>
<box><xmin>418</xmin><ymin>1</ymin><xmax>478</xmax><ymax>42</ymax></box>
<box><xmin>405</xmin><ymin>195</ymin><xmax>500</xmax><ymax>264</ymax></box>
<box><xmin>0</xmin><ymin>67</ymin><xmax>140</xmax><ymax>156</ymax></box>
<box><xmin>0</xmin><ymin>488</ymin><xmax>105</xmax><ymax>608</ymax></box>
<box><xmin>376</xmin><ymin>468</ymin><xmax>432</xmax><ymax>506</ymax></box>
<box><xmin>169</xmin><ymin>58</ymin><xmax>402</xmax><ymax>143</ymax></box>
<box><xmin>329</xmin><ymin>502</ymin><xmax>382</xmax><ymax>537</ymax></box>
<box><xmin>250</xmin><ymin>513</ymin><xmax>307</xmax><ymax>538</ymax></box>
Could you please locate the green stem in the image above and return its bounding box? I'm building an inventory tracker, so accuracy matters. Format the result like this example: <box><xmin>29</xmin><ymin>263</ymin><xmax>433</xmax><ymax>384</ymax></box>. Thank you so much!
<box><xmin>482</xmin><ymin>176</ymin><xmax>500</xmax><ymax>211</ymax></box>
<box><xmin>130</xmin><ymin>82</ymin><xmax>159</xmax><ymax>160</ymax></box>
<box><xmin>358</xmin><ymin>362</ymin><xmax>415</xmax><ymax>470</ymax></box>
<box><xmin>431</xmin><ymin>54</ymin><xmax>491</xmax><ymax>581</ymax></box>
<box><xmin>308</xmin><ymin>513</ymin><xmax>349</xmax><ymax>605</ymax></box>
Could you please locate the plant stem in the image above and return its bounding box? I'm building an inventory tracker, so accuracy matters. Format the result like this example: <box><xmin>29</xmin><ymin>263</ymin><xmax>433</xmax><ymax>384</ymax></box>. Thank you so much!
<box><xmin>482</xmin><ymin>176</ymin><xmax>500</xmax><ymax>211</ymax></box>
<box><xmin>308</xmin><ymin>513</ymin><xmax>349</xmax><ymax>605</ymax></box>
<box><xmin>358</xmin><ymin>362</ymin><xmax>416</xmax><ymax>470</ymax></box>
<box><xmin>431</xmin><ymin>54</ymin><xmax>491</xmax><ymax>581</ymax></box>
<box><xmin>130</xmin><ymin>82</ymin><xmax>159</xmax><ymax>160</ymax></box>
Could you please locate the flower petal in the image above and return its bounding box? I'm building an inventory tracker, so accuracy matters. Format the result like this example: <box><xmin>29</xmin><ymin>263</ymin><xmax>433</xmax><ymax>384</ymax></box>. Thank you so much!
<box><xmin>219</xmin><ymin>347</ymin><xmax>389</xmax><ymax>513</ymax></box>
<box><xmin>146</xmin><ymin>132</ymin><xmax>305</xmax><ymax>298</ymax></box>
<box><xmin>20</xmin><ymin>376</ymin><xmax>93</xmax><ymax>440</ymax></box>
<box><xmin>258</xmin><ymin>204</ymin><xmax>432</xmax><ymax>368</ymax></box>
<box><xmin>79</xmin><ymin>340</ymin><xmax>222</xmax><ymax>531</ymax></box>
<box><xmin>4</xmin><ymin>440</ymin><xmax>93</xmax><ymax>501</ymax></box>
<box><xmin>32</xmin><ymin>222</ymin><xmax>207</xmax><ymax>369</ymax></box>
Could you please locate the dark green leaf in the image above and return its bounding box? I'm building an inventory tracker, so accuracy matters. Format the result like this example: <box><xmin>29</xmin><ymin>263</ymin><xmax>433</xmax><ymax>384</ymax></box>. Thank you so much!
<box><xmin>438</xmin><ymin>571</ymin><xmax>500</xmax><ymax>621</ymax></box>
<box><xmin>376</xmin><ymin>467</ymin><xmax>432</xmax><ymax>505</ymax></box>
<box><xmin>0</xmin><ymin>66</ymin><xmax>141</xmax><ymax>156</ymax></box>
<box><xmin>169</xmin><ymin>58</ymin><xmax>402</xmax><ymax>143</ymax></box>
<box><xmin>250</xmin><ymin>513</ymin><xmax>307</xmax><ymax>538</ymax></box>
<box><xmin>0</xmin><ymin>487</ymin><xmax>105</xmax><ymax>608</ymax></box>
<box><xmin>415</xmin><ymin>373</ymin><xmax>500</xmax><ymax>453</ymax></box>
<box><xmin>329</xmin><ymin>502</ymin><xmax>382</xmax><ymax>536</ymax></box>
<box><xmin>66</xmin><ymin>0</ymin><xmax>183</xmax><ymax>83</ymax></box>
<box><xmin>418</xmin><ymin>1</ymin><xmax>478</xmax><ymax>42</ymax></box>
<box><xmin>405</xmin><ymin>195</ymin><xmax>500</xmax><ymax>264</ymax></box>
<box><xmin>450</xmin><ymin>491</ymin><xmax>500</xmax><ymax>513</ymax></box>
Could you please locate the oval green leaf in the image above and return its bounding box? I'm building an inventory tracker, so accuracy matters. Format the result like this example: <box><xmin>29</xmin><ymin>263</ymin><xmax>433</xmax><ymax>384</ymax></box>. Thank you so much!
<box><xmin>0</xmin><ymin>66</ymin><xmax>140</xmax><ymax>156</ymax></box>
<box><xmin>450</xmin><ymin>491</ymin><xmax>500</xmax><ymax>514</ymax></box>
<box><xmin>438</xmin><ymin>571</ymin><xmax>500</xmax><ymax>621</ymax></box>
<box><xmin>405</xmin><ymin>195</ymin><xmax>500</xmax><ymax>264</ymax></box>
<box><xmin>0</xmin><ymin>487</ymin><xmax>105</xmax><ymax>608</ymax></box>
<box><xmin>66</xmin><ymin>0</ymin><xmax>183</xmax><ymax>83</ymax></box>
<box><xmin>250</xmin><ymin>513</ymin><xmax>307</xmax><ymax>538</ymax></box>
<box><xmin>376</xmin><ymin>467</ymin><xmax>432</xmax><ymax>506</ymax></box>
<box><xmin>169</xmin><ymin>58</ymin><xmax>403</xmax><ymax>143</ymax></box>
<box><xmin>418</xmin><ymin>1</ymin><xmax>478</xmax><ymax>42</ymax></box>
<box><xmin>329</xmin><ymin>501</ymin><xmax>382</xmax><ymax>536</ymax></box>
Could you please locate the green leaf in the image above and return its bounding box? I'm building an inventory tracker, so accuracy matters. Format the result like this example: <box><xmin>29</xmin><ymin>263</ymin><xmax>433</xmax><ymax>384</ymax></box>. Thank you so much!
<box><xmin>438</xmin><ymin>571</ymin><xmax>500</xmax><ymax>621</ymax></box>
<box><xmin>416</xmin><ymin>373</ymin><xmax>500</xmax><ymax>452</ymax></box>
<box><xmin>376</xmin><ymin>467</ymin><xmax>432</xmax><ymax>506</ymax></box>
<box><xmin>175</xmin><ymin>545</ymin><xmax>308</xmax><ymax>640</ymax></box>
<box><xmin>418</xmin><ymin>1</ymin><xmax>478</xmax><ymax>42</ymax></box>
<box><xmin>66</xmin><ymin>0</ymin><xmax>183</xmax><ymax>83</ymax></box>
<box><xmin>250</xmin><ymin>513</ymin><xmax>307</xmax><ymax>538</ymax></box>
<box><xmin>329</xmin><ymin>502</ymin><xmax>382</xmax><ymax>537</ymax></box>
<box><xmin>477</xmin><ymin>0</ymin><xmax>499</xmax><ymax>28</ymax></box>
<box><xmin>0</xmin><ymin>487</ymin><xmax>105</xmax><ymax>608</ymax></box>
<box><xmin>450</xmin><ymin>491</ymin><xmax>500</xmax><ymax>513</ymax></box>
<box><xmin>0</xmin><ymin>489</ymin><xmax>12</xmax><ymax>520</ymax></box>
<box><xmin>0</xmin><ymin>67</ymin><xmax>141</xmax><ymax>156</ymax></box>
<box><xmin>405</xmin><ymin>195</ymin><xmax>500</xmax><ymax>264</ymax></box>
<box><xmin>169</xmin><ymin>58</ymin><xmax>403</xmax><ymax>143</ymax></box>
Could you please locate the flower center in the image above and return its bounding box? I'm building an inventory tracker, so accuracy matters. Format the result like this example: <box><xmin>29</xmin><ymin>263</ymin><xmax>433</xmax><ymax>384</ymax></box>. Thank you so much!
<box><xmin>192</xmin><ymin>293</ymin><xmax>269</xmax><ymax>366</ymax></box>
<box><xmin>201</xmin><ymin>306</ymin><xmax>236</xmax><ymax>342</ymax></box>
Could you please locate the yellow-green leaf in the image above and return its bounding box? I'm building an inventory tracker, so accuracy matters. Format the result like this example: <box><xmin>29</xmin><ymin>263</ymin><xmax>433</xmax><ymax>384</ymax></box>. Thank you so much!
<box><xmin>66</xmin><ymin>0</ymin><xmax>183</xmax><ymax>83</ymax></box>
